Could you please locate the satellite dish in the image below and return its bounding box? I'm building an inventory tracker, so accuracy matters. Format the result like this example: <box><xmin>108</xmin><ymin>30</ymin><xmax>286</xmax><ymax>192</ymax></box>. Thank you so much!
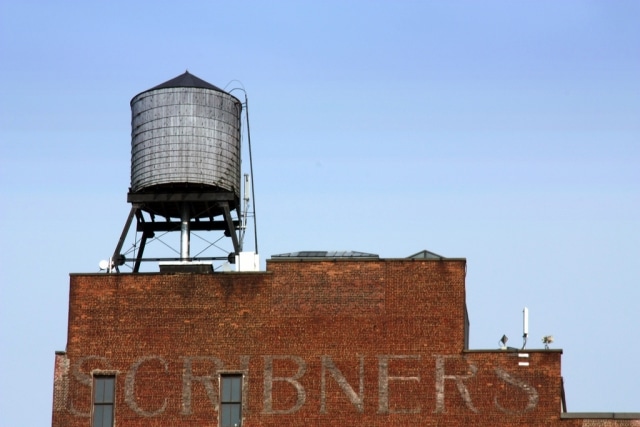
<box><xmin>99</xmin><ymin>260</ymin><xmax>109</xmax><ymax>270</ymax></box>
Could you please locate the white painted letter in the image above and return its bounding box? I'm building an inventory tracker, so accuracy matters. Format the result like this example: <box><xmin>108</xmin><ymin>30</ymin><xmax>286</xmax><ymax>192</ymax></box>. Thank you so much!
<box><xmin>125</xmin><ymin>356</ymin><xmax>168</xmax><ymax>417</ymax></box>
<box><xmin>181</xmin><ymin>356</ymin><xmax>224</xmax><ymax>415</ymax></box>
<box><xmin>262</xmin><ymin>355</ymin><xmax>306</xmax><ymax>414</ymax></box>
<box><xmin>433</xmin><ymin>355</ymin><xmax>478</xmax><ymax>413</ymax></box>
<box><xmin>70</xmin><ymin>356</ymin><xmax>111</xmax><ymax>417</ymax></box>
<box><xmin>378</xmin><ymin>355</ymin><xmax>421</xmax><ymax>414</ymax></box>
<box><xmin>320</xmin><ymin>355</ymin><xmax>365</xmax><ymax>413</ymax></box>
<box><xmin>494</xmin><ymin>368</ymin><xmax>538</xmax><ymax>414</ymax></box>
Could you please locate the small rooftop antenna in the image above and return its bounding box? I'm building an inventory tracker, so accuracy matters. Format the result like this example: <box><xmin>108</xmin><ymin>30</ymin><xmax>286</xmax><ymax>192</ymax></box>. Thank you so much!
<box><xmin>499</xmin><ymin>334</ymin><xmax>508</xmax><ymax>350</ymax></box>
<box><xmin>522</xmin><ymin>307</ymin><xmax>529</xmax><ymax>350</ymax></box>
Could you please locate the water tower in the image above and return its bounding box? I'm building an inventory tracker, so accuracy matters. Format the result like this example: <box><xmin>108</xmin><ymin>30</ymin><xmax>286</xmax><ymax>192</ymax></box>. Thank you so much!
<box><xmin>108</xmin><ymin>71</ymin><xmax>258</xmax><ymax>272</ymax></box>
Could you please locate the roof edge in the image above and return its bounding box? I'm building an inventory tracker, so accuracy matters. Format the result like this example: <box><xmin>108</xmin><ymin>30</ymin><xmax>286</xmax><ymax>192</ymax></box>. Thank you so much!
<box><xmin>561</xmin><ymin>413</ymin><xmax>640</xmax><ymax>420</ymax></box>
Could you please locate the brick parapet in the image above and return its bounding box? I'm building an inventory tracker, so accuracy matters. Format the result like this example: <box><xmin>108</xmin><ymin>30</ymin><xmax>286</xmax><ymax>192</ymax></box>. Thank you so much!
<box><xmin>51</xmin><ymin>259</ymin><xmax>636</xmax><ymax>426</ymax></box>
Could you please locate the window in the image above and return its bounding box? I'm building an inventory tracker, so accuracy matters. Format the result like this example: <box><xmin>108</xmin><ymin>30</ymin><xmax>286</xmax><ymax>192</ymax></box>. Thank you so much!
<box><xmin>220</xmin><ymin>374</ymin><xmax>242</xmax><ymax>427</ymax></box>
<box><xmin>92</xmin><ymin>375</ymin><xmax>115</xmax><ymax>427</ymax></box>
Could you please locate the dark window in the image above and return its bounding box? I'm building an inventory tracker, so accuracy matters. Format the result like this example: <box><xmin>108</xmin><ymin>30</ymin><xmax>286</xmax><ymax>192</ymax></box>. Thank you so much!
<box><xmin>220</xmin><ymin>374</ymin><xmax>242</xmax><ymax>427</ymax></box>
<box><xmin>92</xmin><ymin>376</ymin><xmax>115</xmax><ymax>427</ymax></box>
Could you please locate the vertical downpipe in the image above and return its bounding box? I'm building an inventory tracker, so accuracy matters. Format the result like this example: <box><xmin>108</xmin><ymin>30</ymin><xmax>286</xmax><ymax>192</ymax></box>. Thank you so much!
<box><xmin>180</xmin><ymin>204</ymin><xmax>190</xmax><ymax>260</ymax></box>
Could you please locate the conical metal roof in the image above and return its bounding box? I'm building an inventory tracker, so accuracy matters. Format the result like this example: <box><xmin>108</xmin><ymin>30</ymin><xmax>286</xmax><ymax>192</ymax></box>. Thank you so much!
<box><xmin>150</xmin><ymin>70</ymin><xmax>224</xmax><ymax>91</ymax></box>
<box><xmin>132</xmin><ymin>71</ymin><xmax>231</xmax><ymax>102</ymax></box>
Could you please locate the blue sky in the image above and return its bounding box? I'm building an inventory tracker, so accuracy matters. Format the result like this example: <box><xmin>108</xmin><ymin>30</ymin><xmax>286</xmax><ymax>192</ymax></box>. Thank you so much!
<box><xmin>1</xmin><ymin>1</ymin><xmax>639</xmax><ymax>424</ymax></box>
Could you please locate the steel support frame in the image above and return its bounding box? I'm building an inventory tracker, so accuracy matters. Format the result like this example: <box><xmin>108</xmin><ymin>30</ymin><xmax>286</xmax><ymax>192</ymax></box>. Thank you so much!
<box><xmin>111</xmin><ymin>197</ymin><xmax>241</xmax><ymax>273</ymax></box>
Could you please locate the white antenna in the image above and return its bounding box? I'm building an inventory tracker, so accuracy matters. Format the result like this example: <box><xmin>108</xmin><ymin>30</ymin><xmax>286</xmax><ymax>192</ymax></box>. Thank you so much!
<box><xmin>238</xmin><ymin>174</ymin><xmax>251</xmax><ymax>250</ymax></box>
<box><xmin>243</xmin><ymin>173</ymin><xmax>251</xmax><ymax>203</ymax></box>
<box><xmin>522</xmin><ymin>307</ymin><xmax>529</xmax><ymax>349</ymax></box>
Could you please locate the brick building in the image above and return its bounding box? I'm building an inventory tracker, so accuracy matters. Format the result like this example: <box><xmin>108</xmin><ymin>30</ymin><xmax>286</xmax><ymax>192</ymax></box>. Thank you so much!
<box><xmin>51</xmin><ymin>253</ymin><xmax>639</xmax><ymax>426</ymax></box>
<box><xmin>51</xmin><ymin>73</ymin><xmax>638</xmax><ymax>425</ymax></box>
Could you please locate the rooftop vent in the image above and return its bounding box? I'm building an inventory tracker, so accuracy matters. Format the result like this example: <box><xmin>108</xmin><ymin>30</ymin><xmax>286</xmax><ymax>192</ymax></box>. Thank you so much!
<box><xmin>407</xmin><ymin>250</ymin><xmax>446</xmax><ymax>260</ymax></box>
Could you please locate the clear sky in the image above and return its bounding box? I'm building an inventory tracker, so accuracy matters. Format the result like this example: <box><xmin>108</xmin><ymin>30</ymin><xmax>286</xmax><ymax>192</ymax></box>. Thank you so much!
<box><xmin>1</xmin><ymin>1</ymin><xmax>638</xmax><ymax>424</ymax></box>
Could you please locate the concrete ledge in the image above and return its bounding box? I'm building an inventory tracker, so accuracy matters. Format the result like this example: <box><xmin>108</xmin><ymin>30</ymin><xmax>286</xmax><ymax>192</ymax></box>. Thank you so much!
<box><xmin>464</xmin><ymin>349</ymin><xmax>563</xmax><ymax>354</ymax></box>
<box><xmin>561</xmin><ymin>413</ymin><xmax>640</xmax><ymax>420</ymax></box>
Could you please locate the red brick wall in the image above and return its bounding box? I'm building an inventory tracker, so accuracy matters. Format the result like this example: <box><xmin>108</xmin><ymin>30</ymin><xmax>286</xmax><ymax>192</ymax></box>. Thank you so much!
<box><xmin>51</xmin><ymin>258</ymin><xmax>609</xmax><ymax>426</ymax></box>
